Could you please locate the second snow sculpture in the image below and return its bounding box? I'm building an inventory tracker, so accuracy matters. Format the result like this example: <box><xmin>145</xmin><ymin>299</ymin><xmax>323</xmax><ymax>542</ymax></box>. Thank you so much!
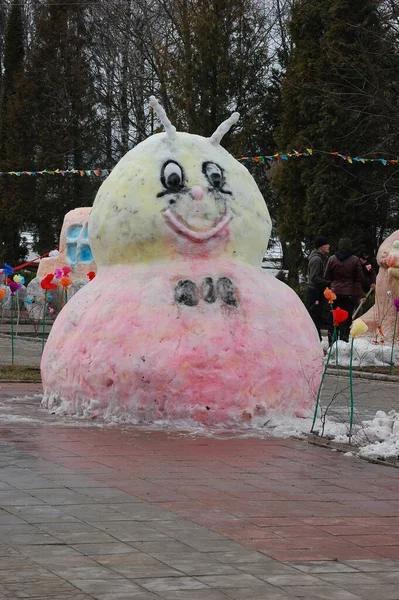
<box><xmin>41</xmin><ymin>98</ymin><xmax>322</xmax><ymax>424</ymax></box>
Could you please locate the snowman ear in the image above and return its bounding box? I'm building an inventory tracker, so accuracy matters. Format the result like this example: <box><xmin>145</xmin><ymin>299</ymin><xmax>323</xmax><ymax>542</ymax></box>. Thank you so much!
<box><xmin>149</xmin><ymin>96</ymin><xmax>176</xmax><ymax>140</ymax></box>
<box><xmin>210</xmin><ymin>112</ymin><xmax>240</xmax><ymax>145</ymax></box>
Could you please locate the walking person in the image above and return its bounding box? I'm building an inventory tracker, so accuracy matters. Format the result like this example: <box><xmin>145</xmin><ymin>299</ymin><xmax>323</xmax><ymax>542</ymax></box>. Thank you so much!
<box><xmin>306</xmin><ymin>236</ymin><xmax>330</xmax><ymax>341</ymax></box>
<box><xmin>324</xmin><ymin>238</ymin><xmax>364</xmax><ymax>342</ymax></box>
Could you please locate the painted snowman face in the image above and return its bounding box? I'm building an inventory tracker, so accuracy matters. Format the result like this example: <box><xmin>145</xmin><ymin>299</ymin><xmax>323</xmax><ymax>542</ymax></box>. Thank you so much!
<box><xmin>89</xmin><ymin>107</ymin><xmax>271</xmax><ymax>267</ymax></box>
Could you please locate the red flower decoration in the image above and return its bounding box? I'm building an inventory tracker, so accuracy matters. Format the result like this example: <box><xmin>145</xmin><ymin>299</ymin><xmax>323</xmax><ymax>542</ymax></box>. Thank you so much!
<box><xmin>87</xmin><ymin>271</ymin><xmax>96</xmax><ymax>280</ymax></box>
<box><xmin>331</xmin><ymin>307</ymin><xmax>349</xmax><ymax>327</ymax></box>
<box><xmin>62</xmin><ymin>266</ymin><xmax>72</xmax><ymax>276</ymax></box>
<box><xmin>40</xmin><ymin>273</ymin><xmax>58</xmax><ymax>290</ymax></box>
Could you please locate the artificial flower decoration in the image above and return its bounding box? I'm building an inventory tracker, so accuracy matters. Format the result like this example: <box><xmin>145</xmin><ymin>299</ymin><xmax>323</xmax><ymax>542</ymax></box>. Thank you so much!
<box><xmin>59</xmin><ymin>276</ymin><xmax>72</xmax><ymax>290</ymax></box>
<box><xmin>13</xmin><ymin>274</ymin><xmax>23</xmax><ymax>284</ymax></box>
<box><xmin>350</xmin><ymin>318</ymin><xmax>368</xmax><ymax>338</ymax></box>
<box><xmin>62</xmin><ymin>266</ymin><xmax>72</xmax><ymax>276</ymax></box>
<box><xmin>40</xmin><ymin>274</ymin><xmax>57</xmax><ymax>290</ymax></box>
<box><xmin>394</xmin><ymin>298</ymin><xmax>399</xmax><ymax>312</ymax></box>
<box><xmin>54</xmin><ymin>268</ymin><xmax>63</xmax><ymax>279</ymax></box>
<box><xmin>3</xmin><ymin>263</ymin><xmax>14</xmax><ymax>276</ymax></box>
<box><xmin>87</xmin><ymin>271</ymin><xmax>96</xmax><ymax>280</ymax></box>
<box><xmin>8</xmin><ymin>281</ymin><xmax>22</xmax><ymax>296</ymax></box>
<box><xmin>324</xmin><ymin>287</ymin><xmax>336</xmax><ymax>303</ymax></box>
<box><xmin>48</xmin><ymin>307</ymin><xmax>55</xmax><ymax>314</ymax></box>
<box><xmin>0</xmin><ymin>288</ymin><xmax>6</xmax><ymax>301</ymax></box>
<box><xmin>365</xmin><ymin>264</ymin><xmax>372</xmax><ymax>271</ymax></box>
<box><xmin>26</xmin><ymin>297</ymin><xmax>32</xmax><ymax>304</ymax></box>
<box><xmin>331</xmin><ymin>307</ymin><xmax>349</xmax><ymax>327</ymax></box>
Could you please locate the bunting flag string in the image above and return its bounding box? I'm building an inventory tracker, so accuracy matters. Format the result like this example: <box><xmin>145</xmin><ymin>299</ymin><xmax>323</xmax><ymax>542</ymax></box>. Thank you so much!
<box><xmin>1</xmin><ymin>148</ymin><xmax>399</xmax><ymax>176</ymax></box>
<box><xmin>0</xmin><ymin>168</ymin><xmax>110</xmax><ymax>177</ymax></box>
<box><xmin>238</xmin><ymin>148</ymin><xmax>399</xmax><ymax>166</ymax></box>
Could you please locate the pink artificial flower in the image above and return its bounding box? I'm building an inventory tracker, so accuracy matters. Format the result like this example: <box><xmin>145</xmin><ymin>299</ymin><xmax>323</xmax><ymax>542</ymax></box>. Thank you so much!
<box><xmin>365</xmin><ymin>264</ymin><xmax>372</xmax><ymax>271</ymax></box>
<box><xmin>48</xmin><ymin>307</ymin><xmax>55</xmax><ymax>314</ymax></box>
<box><xmin>62</xmin><ymin>266</ymin><xmax>72</xmax><ymax>276</ymax></box>
<box><xmin>55</xmin><ymin>268</ymin><xmax>63</xmax><ymax>279</ymax></box>
<box><xmin>394</xmin><ymin>298</ymin><xmax>399</xmax><ymax>312</ymax></box>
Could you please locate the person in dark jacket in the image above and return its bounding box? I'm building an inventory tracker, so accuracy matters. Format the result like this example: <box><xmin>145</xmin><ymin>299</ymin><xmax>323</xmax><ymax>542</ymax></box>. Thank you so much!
<box><xmin>358</xmin><ymin>251</ymin><xmax>377</xmax><ymax>294</ymax></box>
<box><xmin>324</xmin><ymin>238</ymin><xmax>364</xmax><ymax>342</ymax></box>
<box><xmin>307</xmin><ymin>235</ymin><xmax>330</xmax><ymax>340</ymax></box>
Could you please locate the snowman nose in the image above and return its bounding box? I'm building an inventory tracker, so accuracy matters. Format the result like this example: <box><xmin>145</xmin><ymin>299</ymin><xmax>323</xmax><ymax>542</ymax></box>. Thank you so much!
<box><xmin>191</xmin><ymin>185</ymin><xmax>205</xmax><ymax>201</ymax></box>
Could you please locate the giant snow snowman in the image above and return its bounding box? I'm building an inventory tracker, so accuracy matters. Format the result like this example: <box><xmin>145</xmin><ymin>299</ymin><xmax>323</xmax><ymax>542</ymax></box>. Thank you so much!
<box><xmin>41</xmin><ymin>98</ymin><xmax>322</xmax><ymax>424</ymax></box>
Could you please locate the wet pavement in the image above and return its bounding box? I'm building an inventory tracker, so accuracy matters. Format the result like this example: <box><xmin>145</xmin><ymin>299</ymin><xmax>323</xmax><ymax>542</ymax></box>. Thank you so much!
<box><xmin>1</xmin><ymin>384</ymin><xmax>399</xmax><ymax>598</ymax></box>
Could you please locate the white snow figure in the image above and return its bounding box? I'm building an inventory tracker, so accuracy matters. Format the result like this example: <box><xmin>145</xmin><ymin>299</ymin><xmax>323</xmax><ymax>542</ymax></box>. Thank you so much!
<box><xmin>41</xmin><ymin>97</ymin><xmax>322</xmax><ymax>424</ymax></box>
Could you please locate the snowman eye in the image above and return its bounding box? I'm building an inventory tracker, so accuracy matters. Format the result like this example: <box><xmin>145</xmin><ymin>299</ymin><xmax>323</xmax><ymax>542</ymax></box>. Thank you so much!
<box><xmin>203</xmin><ymin>162</ymin><xmax>224</xmax><ymax>189</ymax></box>
<box><xmin>161</xmin><ymin>161</ymin><xmax>184</xmax><ymax>191</ymax></box>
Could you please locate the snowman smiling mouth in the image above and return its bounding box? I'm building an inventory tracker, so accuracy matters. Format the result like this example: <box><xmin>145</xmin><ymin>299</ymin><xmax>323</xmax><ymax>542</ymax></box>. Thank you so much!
<box><xmin>159</xmin><ymin>160</ymin><xmax>233</xmax><ymax>242</ymax></box>
<box><xmin>163</xmin><ymin>208</ymin><xmax>233</xmax><ymax>242</ymax></box>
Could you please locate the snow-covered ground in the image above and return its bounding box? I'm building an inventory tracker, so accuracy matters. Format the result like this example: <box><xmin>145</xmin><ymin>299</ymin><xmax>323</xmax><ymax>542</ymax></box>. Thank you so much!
<box><xmin>324</xmin><ymin>337</ymin><xmax>399</xmax><ymax>368</ymax></box>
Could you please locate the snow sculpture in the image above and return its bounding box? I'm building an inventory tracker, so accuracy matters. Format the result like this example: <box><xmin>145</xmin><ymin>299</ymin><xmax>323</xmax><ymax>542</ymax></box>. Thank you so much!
<box><xmin>37</xmin><ymin>207</ymin><xmax>95</xmax><ymax>280</ymax></box>
<box><xmin>27</xmin><ymin>208</ymin><xmax>96</xmax><ymax>315</ymax></box>
<box><xmin>41</xmin><ymin>98</ymin><xmax>322</xmax><ymax>424</ymax></box>
<box><xmin>362</xmin><ymin>230</ymin><xmax>399</xmax><ymax>343</ymax></box>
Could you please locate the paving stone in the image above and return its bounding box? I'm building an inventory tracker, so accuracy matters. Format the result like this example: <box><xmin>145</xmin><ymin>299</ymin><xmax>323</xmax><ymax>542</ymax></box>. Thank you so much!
<box><xmin>68</xmin><ymin>578</ymin><xmax>144</xmax><ymax>596</ymax></box>
<box><xmin>70</xmin><ymin>542</ymin><xmax>135</xmax><ymax>555</ymax></box>
<box><xmin>277</xmin><ymin>585</ymin><xmax>363</xmax><ymax>599</ymax></box>
<box><xmin>135</xmin><ymin>576</ymin><xmax>209</xmax><ymax>592</ymax></box>
<box><xmin>264</xmin><ymin>573</ymin><xmax>330</xmax><ymax>586</ymax></box>
<box><xmin>49</xmin><ymin>566</ymin><xmax>125</xmax><ymax>581</ymax></box>
<box><xmin>222</xmin><ymin>585</ymin><xmax>297</xmax><ymax>599</ymax></box>
<box><xmin>107</xmin><ymin>564</ymin><xmax>185</xmax><ymax>578</ymax></box>
<box><xmin>154</xmin><ymin>560</ymin><xmax>239</xmax><ymax>576</ymax></box>
<box><xmin>339</xmin><ymin>585</ymin><xmax>399</xmax><ymax>600</ymax></box>
<box><xmin>194</xmin><ymin>573</ymin><xmax>266</xmax><ymax>588</ymax></box>
<box><xmin>343</xmin><ymin>559</ymin><xmax>399</xmax><ymax>572</ymax></box>
<box><xmin>287</xmin><ymin>560</ymin><xmax>359</xmax><ymax>573</ymax></box>
<box><xmin>160</xmin><ymin>591</ymin><xmax>231</xmax><ymax>600</ymax></box>
<box><xmin>94</xmin><ymin>592</ymin><xmax>160</xmax><ymax>600</ymax></box>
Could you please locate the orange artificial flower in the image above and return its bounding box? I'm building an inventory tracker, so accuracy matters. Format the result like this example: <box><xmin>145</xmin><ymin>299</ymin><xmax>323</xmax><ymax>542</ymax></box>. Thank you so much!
<box><xmin>324</xmin><ymin>287</ymin><xmax>336</xmax><ymax>303</ymax></box>
<box><xmin>59</xmin><ymin>276</ymin><xmax>72</xmax><ymax>290</ymax></box>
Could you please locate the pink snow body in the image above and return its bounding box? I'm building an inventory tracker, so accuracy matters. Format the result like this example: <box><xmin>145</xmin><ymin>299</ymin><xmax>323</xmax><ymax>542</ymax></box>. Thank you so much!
<box><xmin>42</xmin><ymin>260</ymin><xmax>321</xmax><ymax>423</ymax></box>
<box><xmin>41</xmin><ymin>106</ymin><xmax>322</xmax><ymax>425</ymax></box>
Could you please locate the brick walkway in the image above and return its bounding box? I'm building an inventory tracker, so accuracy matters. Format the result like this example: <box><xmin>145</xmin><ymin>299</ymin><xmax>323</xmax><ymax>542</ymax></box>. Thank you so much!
<box><xmin>1</xmin><ymin>384</ymin><xmax>399</xmax><ymax>599</ymax></box>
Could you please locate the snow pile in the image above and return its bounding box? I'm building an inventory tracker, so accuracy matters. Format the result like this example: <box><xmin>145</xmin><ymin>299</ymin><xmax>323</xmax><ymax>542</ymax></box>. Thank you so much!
<box><xmin>358</xmin><ymin>410</ymin><xmax>399</xmax><ymax>459</ymax></box>
<box><xmin>327</xmin><ymin>337</ymin><xmax>398</xmax><ymax>368</ymax></box>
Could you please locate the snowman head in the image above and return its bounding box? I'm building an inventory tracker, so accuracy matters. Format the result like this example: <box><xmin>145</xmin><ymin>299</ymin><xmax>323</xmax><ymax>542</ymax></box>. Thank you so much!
<box><xmin>89</xmin><ymin>97</ymin><xmax>271</xmax><ymax>266</ymax></box>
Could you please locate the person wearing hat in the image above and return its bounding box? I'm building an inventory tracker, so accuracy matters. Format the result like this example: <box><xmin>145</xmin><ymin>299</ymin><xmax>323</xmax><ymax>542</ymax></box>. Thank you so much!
<box><xmin>306</xmin><ymin>236</ymin><xmax>331</xmax><ymax>341</ymax></box>
<box><xmin>324</xmin><ymin>238</ymin><xmax>364</xmax><ymax>342</ymax></box>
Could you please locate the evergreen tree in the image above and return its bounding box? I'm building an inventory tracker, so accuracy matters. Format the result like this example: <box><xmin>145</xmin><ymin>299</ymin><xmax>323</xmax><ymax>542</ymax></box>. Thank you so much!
<box><xmin>152</xmin><ymin>0</ymin><xmax>272</xmax><ymax>145</ymax></box>
<box><xmin>273</xmin><ymin>0</ymin><xmax>399</xmax><ymax>284</ymax></box>
<box><xmin>0</xmin><ymin>1</ymin><xmax>29</xmax><ymax>264</ymax></box>
<box><xmin>24</xmin><ymin>0</ymin><xmax>100</xmax><ymax>255</ymax></box>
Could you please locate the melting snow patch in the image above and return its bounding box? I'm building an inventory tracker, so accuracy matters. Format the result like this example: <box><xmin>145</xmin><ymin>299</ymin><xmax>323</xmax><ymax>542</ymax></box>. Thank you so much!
<box><xmin>325</xmin><ymin>337</ymin><xmax>398</xmax><ymax>368</ymax></box>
